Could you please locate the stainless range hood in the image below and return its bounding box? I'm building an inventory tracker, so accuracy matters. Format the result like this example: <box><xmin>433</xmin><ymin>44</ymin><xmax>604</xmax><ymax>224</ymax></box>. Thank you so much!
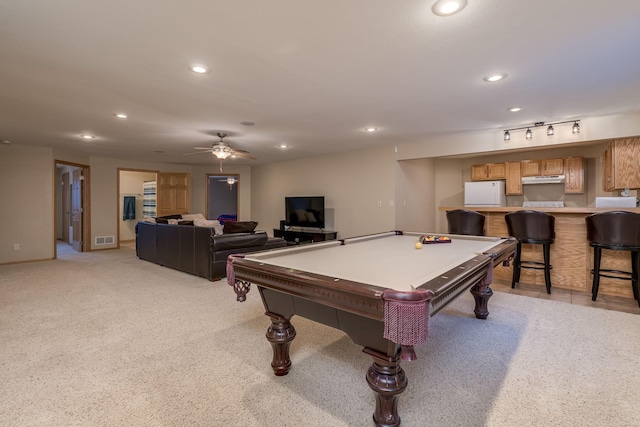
<box><xmin>521</xmin><ymin>175</ymin><xmax>565</xmax><ymax>184</ymax></box>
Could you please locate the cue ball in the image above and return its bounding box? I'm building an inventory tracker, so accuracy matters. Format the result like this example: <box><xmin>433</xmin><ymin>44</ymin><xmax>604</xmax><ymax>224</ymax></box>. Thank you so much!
<box><xmin>415</xmin><ymin>242</ymin><xmax>423</xmax><ymax>249</ymax></box>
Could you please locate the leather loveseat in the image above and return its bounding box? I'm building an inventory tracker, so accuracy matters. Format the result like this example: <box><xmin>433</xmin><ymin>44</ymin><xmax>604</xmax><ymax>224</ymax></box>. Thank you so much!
<box><xmin>135</xmin><ymin>221</ymin><xmax>287</xmax><ymax>281</ymax></box>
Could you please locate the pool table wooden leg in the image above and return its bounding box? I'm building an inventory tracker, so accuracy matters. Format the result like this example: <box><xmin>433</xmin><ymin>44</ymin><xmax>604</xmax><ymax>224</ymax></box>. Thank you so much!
<box><xmin>363</xmin><ymin>348</ymin><xmax>407</xmax><ymax>427</ymax></box>
<box><xmin>265</xmin><ymin>312</ymin><xmax>296</xmax><ymax>376</ymax></box>
<box><xmin>470</xmin><ymin>278</ymin><xmax>493</xmax><ymax>319</ymax></box>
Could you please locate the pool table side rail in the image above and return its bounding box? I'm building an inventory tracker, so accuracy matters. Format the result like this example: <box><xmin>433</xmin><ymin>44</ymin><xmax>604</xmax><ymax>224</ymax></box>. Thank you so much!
<box><xmin>229</xmin><ymin>238</ymin><xmax>516</xmax><ymax>321</ymax></box>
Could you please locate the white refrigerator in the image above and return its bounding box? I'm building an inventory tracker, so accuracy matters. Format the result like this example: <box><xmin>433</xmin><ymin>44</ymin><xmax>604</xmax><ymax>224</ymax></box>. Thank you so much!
<box><xmin>464</xmin><ymin>181</ymin><xmax>506</xmax><ymax>207</ymax></box>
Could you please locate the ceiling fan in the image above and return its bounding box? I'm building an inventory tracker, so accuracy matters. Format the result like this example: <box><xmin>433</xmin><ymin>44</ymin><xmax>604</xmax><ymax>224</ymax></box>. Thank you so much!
<box><xmin>185</xmin><ymin>132</ymin><xmax>256</xmax><ymax>171</ymax></box>
<box><xmin>219</xmin><ymin>177</ymin><xmax>237</xmax><ymax>189</ymax></box>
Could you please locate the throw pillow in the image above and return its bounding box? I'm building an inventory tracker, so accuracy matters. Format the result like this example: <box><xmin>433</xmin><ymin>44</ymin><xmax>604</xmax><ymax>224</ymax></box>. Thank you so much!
<box><xmin>156</xmin><ymin>214</ymin><xmax>183</xmax><ymax>220</ymax></box>
<box><xmin>223</xmin><ymin>221</ymin><xmax>258</xmax><ymax>234</ymax></box>
<box><xmin>181</xmin><ymin>213</ymin><xmax>205</xmax><ymax>220</ymax></box>
<box><xmin>193</xmin><ymin>218</ymin><xmax>224</xmax><ymax>235</ymax></box>
<box><xmin>155</xmin><ymin>218</ymin><xmax>169</xmax><ymax>224</ymax></box>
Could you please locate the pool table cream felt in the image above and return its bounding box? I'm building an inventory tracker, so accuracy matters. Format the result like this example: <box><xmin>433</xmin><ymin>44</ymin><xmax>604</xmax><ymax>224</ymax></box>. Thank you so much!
<box><xmin>244</xmin><ymin>232</ymin><xmax>507</xmax><ymax>292</ymax></box>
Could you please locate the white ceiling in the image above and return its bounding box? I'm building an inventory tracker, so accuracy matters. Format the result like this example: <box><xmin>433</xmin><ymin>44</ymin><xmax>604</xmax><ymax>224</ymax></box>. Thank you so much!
<box><xmin>2</xmin><ymin>0</ymin><xmax>640</xmax><ymax>167</ymax></box>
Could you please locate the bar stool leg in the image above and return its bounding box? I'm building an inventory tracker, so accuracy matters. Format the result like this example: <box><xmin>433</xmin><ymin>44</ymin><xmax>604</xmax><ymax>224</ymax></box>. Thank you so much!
<box><xmin>591</xmin><ymin>246</ymin><xmax>602</xmax><ymax>301</ymax></box>
<box><xmin>631</xmin><ymin>250</ymin><xmax>639</xmax><ymax>305</ymax></box>
<box><xmin>511</xmin><ymin>242</ymin><xmax>522</xmax><ymax>288</ymax></box>
<box><xmin>543</xmin><ymin>242</ymin><xmax>552</xmax><ymax>294</ymax></box>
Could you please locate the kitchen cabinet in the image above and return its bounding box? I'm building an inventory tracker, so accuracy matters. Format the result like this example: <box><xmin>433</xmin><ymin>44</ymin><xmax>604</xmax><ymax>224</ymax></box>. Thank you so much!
<box><xmin>521</xmin><ymin>158</ymin><xmax>564</xmax><ymax>176</ymax></box>
<box><xmin>542</xmin><ymin>158</ymin><xmax>565</xmax><ymax>175</ymax></box>
<box><xmin>471</xmin><ymin>163</ymin><xmax>506</xmax><ymax>181</ymax></box>
<box><xmin>520</xmin><ymin>160</ymin><xmax>540</xmax><ymax>177</ymax></box>
<box><xmin>505</xmin><ymin>162</ymin><xmax>522</xmax><ymax>195</ymax></box>
<box><xmin>564</xmin><ymin>157</ymin><xmax>584</xmax><ymax>194</ymax></box>
<box><xmin>602</xmin><ymin>138</ymin><xmax>640</xmax><ymax>191</ymax></box>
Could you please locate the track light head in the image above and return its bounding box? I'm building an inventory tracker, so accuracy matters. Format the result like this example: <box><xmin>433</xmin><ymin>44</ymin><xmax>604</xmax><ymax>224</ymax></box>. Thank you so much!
<box><xmin>547</xmin><ymin>125</ymin><xmax>554</xmax><ymax>136</ymax></box>
<box><xmin>572</xmin><ymin>121</ymin><xmax>580</xmax><ymax>134</ymax></box>
<box><xmin>525</xmin><ymin>128</ymin><xmax>532</xmax><ymax>140</ymax></box>
<box><xmin>504</xmin><ymin>130</ymin><xmax>511</xmax><ymax>141</ymax></box>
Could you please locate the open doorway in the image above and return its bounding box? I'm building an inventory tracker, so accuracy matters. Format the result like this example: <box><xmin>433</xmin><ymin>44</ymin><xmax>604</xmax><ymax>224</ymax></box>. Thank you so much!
<box><xmin>55</xmin><ymin>160</ymin><xmax>91</xmax><ymax>258</ymax></box>
<box><xmin>207</xmin><ymin>174</ymin><xmax>239</xmax><ymax>222</ymax></box>
<box><xmin>117</xmin><ymin>169</ymin><xmax>158</xmax><ymax>248</ymax></box>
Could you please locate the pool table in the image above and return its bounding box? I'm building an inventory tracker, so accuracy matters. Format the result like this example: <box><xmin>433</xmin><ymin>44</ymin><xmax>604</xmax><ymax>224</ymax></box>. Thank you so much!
<box><xmin>228</xmin><ymin>231</ymin><xmax>516</xmax><ymax>427</ymax></box>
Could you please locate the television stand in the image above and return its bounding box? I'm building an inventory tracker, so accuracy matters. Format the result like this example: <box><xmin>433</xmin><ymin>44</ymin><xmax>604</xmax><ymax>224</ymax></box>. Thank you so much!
<box><xmin>273</xmin><ymin>228</ymin><xmax>337</xmax><ymax>244</ymax></box>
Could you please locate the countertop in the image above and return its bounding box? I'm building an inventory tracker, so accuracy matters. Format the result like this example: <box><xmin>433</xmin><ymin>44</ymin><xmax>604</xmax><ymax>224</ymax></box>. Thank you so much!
<box><xmin>439</xmin><ymin>206</ymin><xmax>640</xmax><ymax>214</ymax></box>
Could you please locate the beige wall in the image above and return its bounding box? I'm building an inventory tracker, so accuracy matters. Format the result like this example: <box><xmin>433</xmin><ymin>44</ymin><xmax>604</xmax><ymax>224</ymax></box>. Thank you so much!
<box><xmin>251</xmin><ymin>146</ymin><xmax>397</xmax><ymax>239</ymax></box>
<box><xmin>394</xmin><ymin>158</ymin><xmax>437</xmax><ymax>232</ymax></box>
<box><xmin>1</xmin><ymin>144</ymin><xmax>55</xmax><ymax>262</ymax></box>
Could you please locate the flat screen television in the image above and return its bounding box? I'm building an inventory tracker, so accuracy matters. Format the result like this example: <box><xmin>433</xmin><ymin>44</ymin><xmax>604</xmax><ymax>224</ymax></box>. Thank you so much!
<box><xmin>285</xmin><ymin>196</ymin><xmax>325</xmax><ymax>229</ymax></box>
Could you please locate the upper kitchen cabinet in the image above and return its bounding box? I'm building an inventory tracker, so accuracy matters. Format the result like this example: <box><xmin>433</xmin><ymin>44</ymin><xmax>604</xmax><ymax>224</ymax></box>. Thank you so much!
<box><xmin>521</xmin><ymin>158</ymin><xmax>565</xmax><ymax>176</ymax></box>
<box><xmin>505</xmin><ymin>162</ymin><xmax>522</xmax><ymax>195</ymax></box>
<box><xmin>471</xmin><ymin>163</ymin><xmax>506</xmax><ymax>181</ymax></box>
<box><xmin>564</xmin><ymin>157</ymin><xmax>585</xmax><ymax>194</ymax></box>
<box><xmin>602</xmin><ymin>138</ymin><xmax>640</xmax><ymax>191</ymax></box>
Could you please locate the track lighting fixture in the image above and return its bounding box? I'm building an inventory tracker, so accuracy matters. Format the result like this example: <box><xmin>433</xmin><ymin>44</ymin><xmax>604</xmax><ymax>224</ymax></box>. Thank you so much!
<box><xmin>503</xmin><ymin>120</ymin><xmax>581</xmax><ymax>141</ymax></box>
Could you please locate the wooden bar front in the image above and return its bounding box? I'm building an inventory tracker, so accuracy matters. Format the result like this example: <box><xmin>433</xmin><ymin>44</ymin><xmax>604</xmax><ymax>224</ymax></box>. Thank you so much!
<box><xmin>439</xmin><ymin>207</ymin><xmax>640</xmax><ymax>299</ymax></box>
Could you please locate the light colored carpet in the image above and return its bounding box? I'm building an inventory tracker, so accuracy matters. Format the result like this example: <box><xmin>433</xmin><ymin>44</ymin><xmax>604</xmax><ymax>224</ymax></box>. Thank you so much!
<box><xmin>1</xmin><ymin>245</ymin><xmax>639</xmax><ymax>426</ymax></box>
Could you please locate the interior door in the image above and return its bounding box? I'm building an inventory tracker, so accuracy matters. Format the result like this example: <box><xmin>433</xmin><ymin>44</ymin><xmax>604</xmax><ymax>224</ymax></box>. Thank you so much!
<box><xmin>62</xmin><ymin>172</ymin><xmax>70</xmax><ymax>243</ymax></box>
<box><xmin>156</xmin><ymin>172</ymin><xmax>191</xmax><ymax>216</ymax></box>
<box><xmin>71</xmin><ymin>168</ymin><xmax>84</xmax><ymax>251</ymax></box>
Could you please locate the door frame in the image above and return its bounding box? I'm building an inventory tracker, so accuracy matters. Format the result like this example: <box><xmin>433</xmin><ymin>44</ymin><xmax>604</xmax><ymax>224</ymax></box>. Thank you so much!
<box><xmin>206</xmin><ymin>173</ymin><xmax>240</xmax><ymax>220</ymax></box>
<box><xmin>54</xmin><ymin>160</ymin><xmax>91</xmax><ymax>258</ymax></box>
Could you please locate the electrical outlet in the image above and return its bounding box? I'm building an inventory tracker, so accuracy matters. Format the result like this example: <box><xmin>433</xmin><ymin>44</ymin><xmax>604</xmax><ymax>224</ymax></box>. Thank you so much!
<box><xmin>13</xmin><ymin>243</ymin><xmax>20</xmax><ymax>251</ymax></box>
<box><xmin>377</xmin><ymin>201</ymin><xmax>382</xmax><ymax>207</ymax></box>
<box><xmin>389</xmin><ymin>200</ymin><xmax>394</xmax><ymax>207</ymax></box>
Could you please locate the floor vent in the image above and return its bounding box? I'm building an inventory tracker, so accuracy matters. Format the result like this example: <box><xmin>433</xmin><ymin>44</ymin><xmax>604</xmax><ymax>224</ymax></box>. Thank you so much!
<box><xmin>95</xmin><ymin>236</ymin><xmax>115</xmax><ymax>245</ymax></box>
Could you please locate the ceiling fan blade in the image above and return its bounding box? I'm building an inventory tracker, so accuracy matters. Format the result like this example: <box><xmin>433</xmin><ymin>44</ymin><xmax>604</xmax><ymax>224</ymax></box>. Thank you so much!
<box><xmin>232</xmin><ymin>151</ymin><xmax>257</xmax><ymax>160</ymax></box>
<box><xmin>183</xmin><ymin>150</ymin><xmax>213</xmax><ymax>156</ymax></box>
<box><xmin>193</xmin><ymin>147</ymin><xmax>213</xmax><ymax>150</ymax></box>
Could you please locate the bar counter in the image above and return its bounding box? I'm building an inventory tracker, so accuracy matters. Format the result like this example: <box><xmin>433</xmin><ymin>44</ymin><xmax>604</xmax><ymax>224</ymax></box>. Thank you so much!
<box><xmin>439</xmin><ymin>206</ymin><xmax>640</xmax><ymax>299</ymax></box>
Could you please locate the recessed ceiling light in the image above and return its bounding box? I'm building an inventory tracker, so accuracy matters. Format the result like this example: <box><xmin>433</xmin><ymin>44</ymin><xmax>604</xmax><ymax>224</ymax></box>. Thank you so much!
<box><xmin>483</xmin><ymin>73</ymin><xmax>507</xmax><ymax>82</ymax></box>
<box><xmin>508</xmin><ymin>107</ymin><xmax>522</xmax><ymax>112</ymax></box>
<box><xmin>80</xmin><ymin>134</ymin><xmax>96</xmax><ymax>139</ymax></box>
<box><xmin>189</xmin><ymin>64</ymin><xmax>209</xmax><ymax>74</ymax></box>
<box><xmin>114</xmin><ymin>113</ymin><xmax>128</xmax><ymax>119</ymax></box>
<box><xmin>278</xmin><ymin>144</ymin><xmax>289</xmax><ymax>149</ymax></box>
<box><xmin>432</xmin><ymin>0</ymin><xmax>468</xmax><ymax>16</ymax></box>
<box><xmin>1</xmin><ymin>140</ymin><xmax>10</xmax><ymax>144</ymax></box>
<box><xmin>365</xmin><ymin>127</ymin><xmax>378</xmax><ymax>132</ymax></box>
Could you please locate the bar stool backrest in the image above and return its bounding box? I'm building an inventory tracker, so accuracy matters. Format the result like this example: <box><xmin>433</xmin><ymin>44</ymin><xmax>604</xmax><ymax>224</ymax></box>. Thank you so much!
<box><xmin>505</xmin><ymin>210</ymin><xmax>555</xmax><ymax>243</ymax></box>
<box><xmin>586</xmin><ymin>211</ymin><xmax>640</xmax><ymax>249</ymax></box>
<box><xmin>446</xmin><ymin>209</ymin><xmax>485</xmax><ymax>236</ymax></box>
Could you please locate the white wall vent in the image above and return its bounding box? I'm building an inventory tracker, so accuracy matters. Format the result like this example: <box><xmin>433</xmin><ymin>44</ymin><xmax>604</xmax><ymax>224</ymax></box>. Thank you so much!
<box><xmin>95</xmin><ymin>236</ymin><xmax>115</xmax><ymax>245</ymax></box>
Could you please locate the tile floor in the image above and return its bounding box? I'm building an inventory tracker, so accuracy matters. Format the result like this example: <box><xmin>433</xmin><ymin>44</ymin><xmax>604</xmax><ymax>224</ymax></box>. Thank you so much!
<box><xmin>491</xmin><ymin>280</ymin><xmax>639</xmax><ymax>315</ymax></box>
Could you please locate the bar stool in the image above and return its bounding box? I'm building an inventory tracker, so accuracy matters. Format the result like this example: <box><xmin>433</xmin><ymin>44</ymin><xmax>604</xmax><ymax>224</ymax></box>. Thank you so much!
<box><xmin>585</xmin><ymin>211</ymin><xmax>640</xmax><ymax>305</ymax></box>
<box><xmin>505</xmin><ymin>210</ymin><xmax>555</xmax><ymax>294</ymax></box>
<box><xmin>446</xmin><ymin>209</ymin><xmax>486</xmax><ymax>236</ymax></box>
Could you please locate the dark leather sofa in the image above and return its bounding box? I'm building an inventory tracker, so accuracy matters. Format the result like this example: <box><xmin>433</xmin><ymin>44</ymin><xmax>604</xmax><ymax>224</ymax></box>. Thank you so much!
<box><xmin>135</xmin><ymin>222</ymin><xmax>287</xmax><ymax>281</ymax></box>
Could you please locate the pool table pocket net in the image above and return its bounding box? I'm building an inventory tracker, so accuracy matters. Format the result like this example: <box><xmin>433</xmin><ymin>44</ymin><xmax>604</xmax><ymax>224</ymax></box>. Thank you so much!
<box><xmin>382</xmin><ymin>288</ymin><xmax>434</xmax><ymax>361</ymax></box>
